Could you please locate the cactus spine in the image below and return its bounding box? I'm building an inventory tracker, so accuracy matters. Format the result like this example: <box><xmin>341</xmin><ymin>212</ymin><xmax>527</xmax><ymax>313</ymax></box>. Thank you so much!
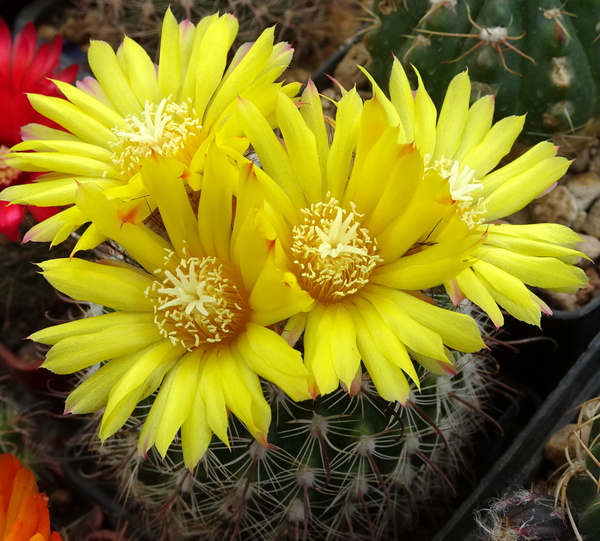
<box><xmin>556</xmin><ymin>398</ymin><xmax>600</xmax><ymax>541</ymax></box>
<box><xmin>367</xmin><ymin>0</ymin><xmax>600</xmax><ymax>145</ymax></box>
<box><xmin>72</xmin><ymin>343</ymin><xmax>494</xmax><ymax>540</ymax></box>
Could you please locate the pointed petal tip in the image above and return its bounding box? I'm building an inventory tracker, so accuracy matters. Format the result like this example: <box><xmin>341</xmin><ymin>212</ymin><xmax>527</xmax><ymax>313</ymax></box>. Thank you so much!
<box><xmin>439</xmin><ymin>361</ymin><xmax>457</xmax><ymax>377</ymax></box>
<box><xmin>309</xmin><ymin>382</ymin><xmax>320</xmax><ymax>399</ymax></box>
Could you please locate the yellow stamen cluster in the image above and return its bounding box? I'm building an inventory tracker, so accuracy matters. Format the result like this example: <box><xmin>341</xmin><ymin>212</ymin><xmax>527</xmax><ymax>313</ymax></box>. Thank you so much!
<box><xmin>427</xmin><ymin>157</ymin><xmax>487</xmax><ymax>229</ymax></box>
<box><xmin>457</xmin><ymin>198</ymin><xmax>487</xmax><ymax>230</ymax></box>
<box><xmin>291</xmin><ymin>198</ymin><xmax>381</xmax><ymax>303</ymax></box>
<box><xmin>110</xmin><ymin>98</ymin><xmax>203</xmax><ymax>176</ymax></box>
<box><xmin>146</xmin><ymin>255</ymin><xmax>249</xmax><ymax>350</ymax></box>
<box><xmin>0</xmin><ymin>146</ymin><xmax>22</xmax><ymax>186</ymax></box>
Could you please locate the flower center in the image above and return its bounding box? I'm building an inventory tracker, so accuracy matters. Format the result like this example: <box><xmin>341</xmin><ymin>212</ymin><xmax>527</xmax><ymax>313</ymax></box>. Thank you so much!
<box><xmin>110</xmin><ymin>98</ymin><xmax>203</xmax><ymax>177</ymax></box>
<box><xmin>146</xmin><ymin>255</ymin><xmax>249</xmax><ymax>350</ymax></box>
<box><xmin>0</xmin><ymin>146</ymin><xmax>22</xmax><ymax>187</ymax></box>
<box><xmin>291</xmin><ymin>198</ymin><xmax>381</xmax><ymax>303</ymax></box>
<box><xmin>426</xmin><ymin>157</ymin><xmax>487</xmax><ymax>229</ymax></box>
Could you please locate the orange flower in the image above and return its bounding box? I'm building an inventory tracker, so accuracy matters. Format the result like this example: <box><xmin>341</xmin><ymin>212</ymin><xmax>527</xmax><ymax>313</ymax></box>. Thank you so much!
<box><xmin>0</xmin><ymin>453</ymin><xmax>62</xmax><ymax>541</ymax></box>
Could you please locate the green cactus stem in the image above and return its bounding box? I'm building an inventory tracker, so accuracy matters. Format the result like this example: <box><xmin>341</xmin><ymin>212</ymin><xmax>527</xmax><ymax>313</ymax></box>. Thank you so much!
<box><xmin>367</xmin><ymin>0</ymin><xmax>600</xmax><ymax>145</ymax></box>
<box><xmin>71</xmin><ymin>346</ymin><xmax>495</xmax><ymax>540</ymax></box>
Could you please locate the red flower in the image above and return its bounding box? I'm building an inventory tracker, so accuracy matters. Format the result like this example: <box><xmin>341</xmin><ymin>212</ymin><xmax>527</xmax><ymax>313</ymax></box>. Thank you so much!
<box><xmin>0</xmin><ymin>453</ymin><xmax>62</xmax><ymax>541</ymax></box>
<box><xmin>0</xmin><ymin>19</ymin><xmax>77</xmax><ymax>241</ymax></box>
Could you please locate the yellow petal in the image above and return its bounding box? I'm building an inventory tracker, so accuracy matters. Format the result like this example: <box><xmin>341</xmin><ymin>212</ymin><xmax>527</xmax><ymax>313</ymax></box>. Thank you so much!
<box><xmin>365</xmin><ymin>145</ymin><xmax>423</xmax><ymax>236</ymax></box>
<box><xmin>480</xmin><ymin>246</ymin><xmax>587</xmax><ymax>292</ymax></box>
<box><xmin>121</xmin><ymin>36</ymin><xmax>159</xmax><ymax>107</ymax></box>
<box><xmin>348</xmin><ymin>298</ymin><xmax>420</xmax><ymax>387</ymax></box>
<box><xmin>414</xmin><ymin>68</ymin><xmax>437</xmax><ymax>158</ymax></box>
<box><xmin>349</xmin><ymin>306</ymin><xmax>411</xmax><ymax>403</ymax></box>
<box><xmin>100</xmin><ymin>340</ymin><xmax>181</xmax><ymax>440</ymax></box>
<box><xmin>237</xmin><ymin>96</ymin><xmax>305</xmax><ymax>207</ymax></box>
<box><xmin>200</xmin><ymin>350</ymin><xmax>230</xmax><ymax>446</ymax></box>
<box><xmin>31</xmin><ymin>310</ymin><xmax>153</xmax><ymax>345</ymax></box>
<box><xmin>75</xmin><ymin>182</ymin><xmax>174</xmax><ymax>275</ymax></box>
<box><xmin>483</xmin><ymin>156</ymin><xmax>570</xmax><ymax>220</ymax></box>
<box><xmin>432</xmin><ymin>71</ymin><xmax>470</xmax><ymax>162</ymax></box>
<box><xmin>71</xmin><ymin>223</ymin><xmax>107</xmax><ymax>255</ymax></box>
<box><xmin>238</xmin><ymin>323</ymin><xmax>311</xmax><ymax>402</ymax></box>
<box><xmin>8</xmin><ymin>151</ymin><xmax>119</xmax><ymax>179</ymax></box>
<box><xmin>326</xmin><ymin>88</ymin><xmax>363</xmax><ymax>200</ymax></box>
<box><xmin>180</xmin><ymin>371</ymin><xmax>213</xmax><ymax>469</ymax></box>
<box><xmin>198</xmin><ymin>144</ymin><xmax>237</xmax><ymax>263</ymax></box>
<box><xmin>461</xmin><ymin>115</ymin><xmax>525</xmax><ymax>178</ymax></box>
<box><xmin>453</xmin><ymin>268</ymin><xmax>504</xmax><ymax>328</ymax></box>
<box><xmin>66</xmin><ymin>353</ymin><xmax>140</xmax><ymax>414</ymax></box>
<box><xmin>39</xmin><ymin>257</ymin><xmax>155</xmax><ymax>311</ymax></box>
<box><xmin>329</xmin><ymin>305</ymin><xmax>362</xmax><ymax>389</ymax></box>
<box><xmin>389</xmin><ymin>57</ymin><xmax>416</xmax><ymax>142</ymax></box>
<box><xmin>372</xmin><ymin>233</ymin><xmax>483</xmax><ymax>290</ymax></box>
<box><xmin>152</xmin><ymin>350</ymin><xmax>201</xmax><ymax>457</ymax></box>
<box><xmin>219</xmin><ymin>347</ymin><xmax>270</xmax><ymax>445</ymax></box>
<box><xmin>87</xmin><ymin>39</ymin><xmax>142</xmax><ymax>116</ymax></box>
<box><xmin>300</xmin><ymin>80</ymin><xmax>329</xmax><ymax>180</ymax></box>
<box><xmin>0</xmin><ymin>176</ymin><xmax>118</xmax><ymax>207</ymax></box>
<box><xmin>276</xmin><ymin>91</ymin><xmax>322</xmax><ymax>204</ymax></box>
<box><xmin>21</xmin><ymin>122</ymin><xmax>80</xmax><ymax>142</ymax></box>
<box><xmin>345</xmin><ymin>96</ymin><xmax>390</xmax><ymax>203</ymax></box>
<box><xmin>480</xmin><ymin>141</ymin><xmax>558</xmax><ymax>197</ymax></box>
<box><xmin>485</xmin><ymin>223</ymin><xmax>583</xmax><ymax>258</ymax></box>
<box><xmin>22</xmin><ymin>206</ymin><xmax>86</xmax><ymax>245</ymax></box>
<box><xmin>359</xmin><ymin>65</ymin><xmax>402</xmax><ymax>133</ymax></box>
<box><xmin>206</xmin><ymin>26</ymin><xmax>275</xmax><ymax>128</ymax></box>
<box><xmin>26</xmin><ymin>93</ymin><xmax>119</xmax><ymax>147</ymax></box>
<box><xmin>157</xmin><ymin>8</ymin><xmax>182</xmax><ymax>100</ymax></box>
<box><xmin>361</xmin><ymin>286</ymin><xmax>447</xmax><ymax>360</ymax></box>
<box><xmin>453</xmin><ymin>95</ymin><xmax>494</xmax><ymax>163</ymax></box>
<box><xmin>13</xmin><ymin>139</ymin><xmax>113</xmax><ymax>162</ymax></box>
<box><xmin>472</xmin><ymin>260</ymin><xmax>542</xmax><ymax>325</ymax></box>
<box><xmin>139</xmin><ymin>352</ymin><xmax>203</xmax><ymax>460</ymax></box>
<box><xmin>249</xmin><ymin>248</ymin><xmax>315</xmax><ymax>325</ymax></box>
<box><xmin>343</xmin><ymin>124</ymin><xmax>403</xmax><ymax>217</ymax></box>
<box><xmin>368</xmin><ymin>285</ymin><xmax>485</xmax><ymax>353</ymax></box>
<box><xmin>182</xmin><ymin>14</ymin><xmax>237</xmax><ymax>116</ymax></box>
<box><xmin>50</xmin><ymin>79</ymin><xmax>127</xmax><ymax>130</ymax></box>
<box><xmin>42</xmin><ymin>324</ymin><xmax>162</xmax><ymax>374</ymax></box>
<box><xmin>140</xmin><ymin>154</ymin><xmax>203</xmax><ymax>258</ymax></box>
<box><xmin>304</xmin><ymin>304</ymin><xmax>338</xmax><ymax>396</ymax></box>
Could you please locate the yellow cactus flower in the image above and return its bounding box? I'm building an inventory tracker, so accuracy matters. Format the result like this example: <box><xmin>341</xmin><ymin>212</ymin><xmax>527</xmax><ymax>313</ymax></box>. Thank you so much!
<box><xmin>29</xmin><ymin>149</ymin><xmax>314</xmax><ymax>469</ymax></box>
<box><xmin>1</xmin><ymin>8</ymin><xmax>299</xmax><ymax>248</ymax></box>
<box><xmin>237</xmin><ymin>83</ymin><xmax>486</xmax><ymax>404</ymax></box>
<box><xmin>366</xmin><ymin>58</ymin><xmax>587</xmax><ymax>326</ymax></box>
<box><xmin>446</xmin><ymin>222</ymin><xmax>586</xmax><ymax>326</ymax></box>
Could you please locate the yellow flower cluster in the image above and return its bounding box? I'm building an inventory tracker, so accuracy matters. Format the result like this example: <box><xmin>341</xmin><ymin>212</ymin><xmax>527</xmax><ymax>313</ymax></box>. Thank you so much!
<box><xmin>0</xmin><ymin>10</ymin><xmax>587</xmax><ymax>468</ymax></box>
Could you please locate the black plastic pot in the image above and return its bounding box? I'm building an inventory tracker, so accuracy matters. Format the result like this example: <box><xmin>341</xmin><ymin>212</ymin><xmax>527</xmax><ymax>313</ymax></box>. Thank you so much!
<box><xmin>433</xmin><ymin>321</ymin><xmax>600</xmax><ymax>541</ymax></box>
<box><xmin>492</xmin><ymin>291</ymin><xmax>600</xmax><ymax>400</ymax></box>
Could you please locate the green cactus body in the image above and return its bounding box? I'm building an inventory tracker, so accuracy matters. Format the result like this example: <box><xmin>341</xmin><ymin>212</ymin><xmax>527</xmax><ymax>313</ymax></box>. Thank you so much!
<box><xmin>74</xmin><ymin>349</ymin><xmax>492</xmax><ymax>540</ymax></box>
<box><xmin>367</xmin><ymin>0</ymin><xmax>600</xmax><ymax>144</ymax></box>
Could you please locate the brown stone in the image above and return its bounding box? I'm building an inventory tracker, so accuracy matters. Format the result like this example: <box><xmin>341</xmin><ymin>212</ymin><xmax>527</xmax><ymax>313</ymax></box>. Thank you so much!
<box><xmin>333</xmin><ymin>43</ymin><xmax>371</xmax><ymax>90</ymax></box>
<box><xmin>565</xmin><ymin>172</ymin><xmax>600</xmax><ymax>210</ymax></box>
<box><xmin>582</xmin><ymin>197</ymin><xmax>600</xmax><ymax>237</ymax></box>
<box><xmin>530</xmin><ymin>185</ymin><xmax>579</xmax><ymax>227</ymax></box>
<box><xmin>544</xmin><ymin>423</ymin><xmax>590</xmax><ymax>468</ymax></box>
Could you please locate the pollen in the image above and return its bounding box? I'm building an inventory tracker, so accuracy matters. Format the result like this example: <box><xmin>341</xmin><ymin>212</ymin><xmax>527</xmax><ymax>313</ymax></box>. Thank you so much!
<box><xmin>146</xmin><ymin>255</ymin><xmax>249</xmax><ymax>350</ymax></box>
<box><xmin>111</xmin><ymin>98</ymin><xmax>203</xmax><ymax>176</ymax></box>
<box><xmin>0</xmin><ymin>146</ymin><xmax>22</xmax><ymax>187</ymax></box>
<box><xmin>291</xmin><ymin>198</ymin><xmax>381</xmax><ymax>303</ymax></box>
